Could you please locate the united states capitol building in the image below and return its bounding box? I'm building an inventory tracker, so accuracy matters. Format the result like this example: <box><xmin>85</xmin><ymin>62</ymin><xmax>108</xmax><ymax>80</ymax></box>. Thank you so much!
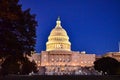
<box><xmin>29</xmin><ymin>17</ymin><xmax>99</xmax><ymax>75</ymax></box>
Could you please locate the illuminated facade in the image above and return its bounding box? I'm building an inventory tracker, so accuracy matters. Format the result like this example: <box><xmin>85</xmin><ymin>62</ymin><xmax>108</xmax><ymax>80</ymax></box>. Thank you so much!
<box><xmin>31</xmin><ymin>17</ymin><xmax>96</xmax><ymax>75</ymax></box>
<box><xmin>103</xmin><ymin>52</ymin><xmax>120</xmax><ymax>62</ymax></box>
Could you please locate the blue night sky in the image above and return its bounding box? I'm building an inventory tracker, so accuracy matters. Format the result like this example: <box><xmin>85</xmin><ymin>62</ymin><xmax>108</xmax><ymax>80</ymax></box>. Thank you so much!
<box><xmin>19</xmin><ymin>0</ymin><xmax>120</xmax><ymax>55</ymax></box>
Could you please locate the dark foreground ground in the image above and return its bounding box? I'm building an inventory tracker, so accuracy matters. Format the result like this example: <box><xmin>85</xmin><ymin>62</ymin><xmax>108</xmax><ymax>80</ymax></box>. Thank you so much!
<box><xmin>0</xmin><ymin>75</ymin><xmax>120</xmax><ymax>80</ymax></box>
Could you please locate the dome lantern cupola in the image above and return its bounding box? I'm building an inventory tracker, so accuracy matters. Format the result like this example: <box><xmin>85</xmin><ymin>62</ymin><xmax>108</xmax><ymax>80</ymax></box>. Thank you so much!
<box><xmin>56</xmin><ymin>16</ymin><xmax>61</xmax><ymax>28</ymax></box>
<box><xmin>46</xmin><ymin>17</ymin><xmax>71</xmax><ymax>51</ymax></box>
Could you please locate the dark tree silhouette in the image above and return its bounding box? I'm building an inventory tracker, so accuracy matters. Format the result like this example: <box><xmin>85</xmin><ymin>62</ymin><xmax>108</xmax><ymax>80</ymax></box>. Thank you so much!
<box><xmin>20</xmin><ymin>58</ymin><xmax>38</xmax><ymax>75</ymax></box>
<box><xmin>1</xmin><ymin>56</ymin><xmax>20</xmax><ymax>75</ymax></box>
<box><xmin>116</xmin><ymin>62</ymin><xmax>120</xmax><ymax>75</ymax></box>
<box><xmin>0</xmin><ymin>0</ymin><xmax>38</xmax><ymax>75</ymax></box>
<box><xmin>94</xmin><ymin>57</ymin><xmax>120</xmax><ymax>75</ymax></box>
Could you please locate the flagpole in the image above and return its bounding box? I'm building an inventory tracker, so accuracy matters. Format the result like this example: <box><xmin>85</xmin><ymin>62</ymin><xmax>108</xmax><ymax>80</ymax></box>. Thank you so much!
<box><xmin>118</xmin><ymin>42</ymin><xmax>120</xmax><ymax>52</ymax></box>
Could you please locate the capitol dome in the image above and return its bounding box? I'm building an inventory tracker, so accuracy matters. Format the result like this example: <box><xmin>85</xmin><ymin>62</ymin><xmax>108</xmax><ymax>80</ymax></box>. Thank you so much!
<box><xmin>50</xmin><ymin>27</ymin><xmax>68</xmax><ymax>36</ymax></box>
<box><xmin>46</xmin><ymin>17</ymin><xmax>71</xmax><ymax>51</ymax></box>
